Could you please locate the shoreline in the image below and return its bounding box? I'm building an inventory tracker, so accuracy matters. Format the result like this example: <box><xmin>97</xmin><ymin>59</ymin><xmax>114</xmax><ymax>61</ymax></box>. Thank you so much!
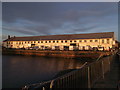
<box><xmin>2</xmin><ymin>49</ymin><xmax>112</xmax><ymax>60</ymax></box>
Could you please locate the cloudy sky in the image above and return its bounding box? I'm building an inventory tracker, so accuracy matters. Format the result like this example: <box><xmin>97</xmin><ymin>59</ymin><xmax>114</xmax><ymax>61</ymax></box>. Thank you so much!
<box><xmin>2</xmin><ymin>2</ymin><xmax>118</xmax><ymax>40</ymax></box>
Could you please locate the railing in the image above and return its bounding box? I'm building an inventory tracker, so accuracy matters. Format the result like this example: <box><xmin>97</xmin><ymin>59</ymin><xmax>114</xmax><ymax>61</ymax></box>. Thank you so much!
<box><xmin>22</xmin><ymin>55</ymin><xmax>114</xmax><ymax>90</ymax></box>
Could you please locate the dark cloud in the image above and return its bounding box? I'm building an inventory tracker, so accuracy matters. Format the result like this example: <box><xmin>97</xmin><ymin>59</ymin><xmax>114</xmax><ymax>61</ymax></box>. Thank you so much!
<box><xmin>73</xmin><ymin>25</ymin><xmax>98</xmax><ymax>32</ymax></box>
<box><xmin>2</xmin><ymin>23</ymin><xmax>56</xmax><ymax>35</ymax></box>
<box><xmin>2</xmin><ymin>2</ymin><xmax>65</xmax><ymax>23</ymax></box>
<box><xmin>2</xmin><ymin>2</ymin><xmax>118</xmax><ymax>39</ymax></box>
<box><xmin>2</xmin><ymin>26</ymin><xmax>38</xmax><ymax>35</ymax></box>
<box><xmin>2</xmin><ymin>2</ymin><xmax>117</xmax><ymax>23</ymax></box>
<box><xmin>62</xmin><ymin>25</ymin><xmax>99</xmax><ymax>34</ymax></box>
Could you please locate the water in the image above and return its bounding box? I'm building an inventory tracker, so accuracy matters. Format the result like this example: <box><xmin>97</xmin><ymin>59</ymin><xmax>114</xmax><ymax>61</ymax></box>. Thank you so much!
<box><xmin>2</xmin><ymin>55</ymin><xmax>86</xmax><ymax>88</ymax></box>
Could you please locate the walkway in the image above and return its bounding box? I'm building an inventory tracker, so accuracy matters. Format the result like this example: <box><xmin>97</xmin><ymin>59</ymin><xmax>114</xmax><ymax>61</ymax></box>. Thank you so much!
<box><xmin>93</xmin><ymin>53</ymin><xmax>120</xmax><ymax>88</ymax></box>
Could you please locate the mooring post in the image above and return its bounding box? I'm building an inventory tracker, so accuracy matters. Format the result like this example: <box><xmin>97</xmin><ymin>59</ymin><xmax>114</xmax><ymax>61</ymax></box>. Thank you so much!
<box><xmin>87</xmin><ymin>66</ymin><xmax>91</xmax><ymax>88</ymax></box>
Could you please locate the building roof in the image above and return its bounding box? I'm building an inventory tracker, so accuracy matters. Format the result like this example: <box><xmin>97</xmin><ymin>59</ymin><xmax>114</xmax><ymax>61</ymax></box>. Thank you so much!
<box><xmin>3</xmin><ymin>32</ymin><xmax>114</xmax><ymax>42</ymax></box>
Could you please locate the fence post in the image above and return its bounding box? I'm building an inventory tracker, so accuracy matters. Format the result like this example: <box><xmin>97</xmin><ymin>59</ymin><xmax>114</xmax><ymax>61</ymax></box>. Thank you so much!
<box><xmin>42</xmin><ymin>87</ymin><xmax>45</xmax><ymax>90</ymax></box>
<box><xmin>87</xmin><ymin>66</ymin><xmax>91</xmax><ymax>88</ymax></box>
<box><xmin>50</xmin><ymin>80</ymin><xmax>54</xmax><ymax>89</ymax></box>
<box><xmin>102</xmin><ymin>60</ymin><xmax>104</xmax><ymax>79</ymax></box>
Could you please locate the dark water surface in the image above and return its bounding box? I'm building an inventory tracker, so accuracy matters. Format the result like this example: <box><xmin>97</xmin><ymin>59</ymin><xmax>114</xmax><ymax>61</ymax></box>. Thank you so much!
<box><xmin>2</xmin><ymin>55</ymin><xmax>85</xmax><ymax>88</ymax></box>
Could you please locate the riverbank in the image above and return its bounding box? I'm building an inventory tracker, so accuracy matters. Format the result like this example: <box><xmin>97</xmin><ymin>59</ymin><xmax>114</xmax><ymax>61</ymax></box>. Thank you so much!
<box><xmin>2</xmin><ymin>49</ymin><xmax>112</xmax><ymax>59</ymax></box>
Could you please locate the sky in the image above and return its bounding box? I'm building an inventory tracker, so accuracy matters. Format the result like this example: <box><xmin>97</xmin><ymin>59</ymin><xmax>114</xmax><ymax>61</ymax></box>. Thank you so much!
<box><xmin>2</xmin><ymin>2</ymin><xmax>118</xmax><ymax>40</ymax></box>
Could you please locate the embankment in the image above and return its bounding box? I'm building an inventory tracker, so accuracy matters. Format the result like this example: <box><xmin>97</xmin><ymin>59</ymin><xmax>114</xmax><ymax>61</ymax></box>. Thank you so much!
<box><xmin>2</xmin><ymin>49</ymin><xmax>112</xmax><ymax>59</ymax></box>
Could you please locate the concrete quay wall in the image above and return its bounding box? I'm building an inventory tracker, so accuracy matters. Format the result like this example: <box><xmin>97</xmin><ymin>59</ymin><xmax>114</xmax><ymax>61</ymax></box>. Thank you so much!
<box><xmin>2</xmin><ymin>49</ymin><xmax>112</xmax><ymax>59</ymax></box>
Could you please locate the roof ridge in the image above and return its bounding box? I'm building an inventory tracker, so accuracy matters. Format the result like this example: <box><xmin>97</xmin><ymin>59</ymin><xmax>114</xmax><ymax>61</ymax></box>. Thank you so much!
<box><xmin>13</xmin><ymin>32</ymin><xmax>114</xmax><ymax>38</ymax></box>
<box><xmin>3</xmin><ymin>32</ymin><xmax>114</xmax><ymax>41</ymax></box>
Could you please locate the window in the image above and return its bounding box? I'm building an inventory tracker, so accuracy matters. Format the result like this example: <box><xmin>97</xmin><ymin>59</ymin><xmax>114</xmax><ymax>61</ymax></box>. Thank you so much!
<box><xmin>41</xmin><ymin>41</ymin><xmax>43</xmax><ymax>43</ymax></box>
<box><xmin>34</xmin><ymin>41</ymin><xmax>36</xmax><ymax>43</ymax></box>
<box><xmin>70</xmin><ymin>40</ymin><xmax>72</xmax><ymax>42</ymax></box>
<box><xmin>57</xmin><ymin>41</ymin><xmax>59</xmax><ymax>43</ymax></box>
<box><xmin>61</xmin><ymin>41</ymin><xmax>63</xmax><ymax>43</ymax></box>
<box><xmin>79</xmin><ymin>40</ymin><xmax>82</xmax><ymax>42</ymax></box>
<box><xmin>90</xmin><ymin>40</ymin><xmax>92</xmax><ymax>42</ymax></box>
<box><xmin>95</xmin><ymin>40</ymin><xmax>98</xmax><ymax>42</ymax></box>
<box><xmin>45</xmin><ymin>41</ymin><xmax>47</xmax><ymax>43</ymax></box>
<box><xmin>53</xmin><ymin>41</ymin><xmax>55</xmax><ymax>43</ymax></box>
<box><xmin>70</xmin><ymin>43</ymin><xmax>76</xmax><ymax>46</ymax></box>
<box><xmin>49</xmin><ymin>41</ymin><xmax>51</xmax><ymax>43</ymax></box>
<box><xmin>74</xmin><ymin>40</ymin><xmax>76</xmax><ymax>42</ymax></box>
<box><xmin>107</xmin><ymin>39</ymin><xmax>109</xmax><ymax>44</ymax></box>
<box><xmin>38</xmin><ymin>41</ymin><xmax>40</xmax><ymax>43</ymax></box>
<box><xmin>84</xmin><ymin>40</ymin><xmax>87</xmax><ymax>42</ymax></box>
<box><xmin>25</xmin><ymin>42</ymin><xmax>26</xmax><ymax>43</ymax></box>
<box><xmin>65</xmin><ymin>40</ymin><xmax>67</xmax><ymax>43</ymax></box>
<box><xmin>28</xmin><ymin>41</ymin><xmax>29</xmax><ymax>43</ymax></box>
<box><xmin>102</xmin><ymin>40</ymin><xmax>104</xmax><ymax>43</ymax></box>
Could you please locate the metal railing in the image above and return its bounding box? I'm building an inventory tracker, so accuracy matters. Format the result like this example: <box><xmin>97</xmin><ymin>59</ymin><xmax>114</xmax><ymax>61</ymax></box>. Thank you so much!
<box><xmin>22</xmin><ymin>54</ymin><xmax>114</xmax><ymax>90</ymax></box>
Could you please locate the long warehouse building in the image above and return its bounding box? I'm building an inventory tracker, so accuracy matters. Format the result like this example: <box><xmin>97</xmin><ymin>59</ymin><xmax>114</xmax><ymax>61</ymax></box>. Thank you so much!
<box><xmin>2</xmin><ymin>32</ymin><xmax>117</xmax><ymax>51</ymax></box>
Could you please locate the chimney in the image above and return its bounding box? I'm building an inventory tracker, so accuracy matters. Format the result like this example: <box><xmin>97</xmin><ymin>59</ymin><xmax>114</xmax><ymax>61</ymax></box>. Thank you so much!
<box><xmin>8</xmin><ymin>35</ymin><xmax>10</xmax><ymax>39</ymax></box>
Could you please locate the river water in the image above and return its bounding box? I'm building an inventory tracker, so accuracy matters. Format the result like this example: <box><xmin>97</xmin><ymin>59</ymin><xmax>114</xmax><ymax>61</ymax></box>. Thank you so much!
<box><xmin>2</xmin><ymin>55</ymin><xmax>86</xmax><ymax>88</ymax></box>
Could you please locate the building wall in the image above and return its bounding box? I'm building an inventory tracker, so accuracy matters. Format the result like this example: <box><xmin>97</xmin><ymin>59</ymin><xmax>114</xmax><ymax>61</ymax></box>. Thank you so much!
<box><xmin>3</xmin><ymin>38</ymin><xmax>115</xmax><ymax>50</ymax></box>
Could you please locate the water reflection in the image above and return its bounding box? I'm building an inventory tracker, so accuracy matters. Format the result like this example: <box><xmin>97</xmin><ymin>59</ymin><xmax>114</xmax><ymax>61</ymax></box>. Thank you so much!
<box><xmin>2</xmin><ymin>55</ymin><xmax>85</xmax><ymax>88</ymax></box>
